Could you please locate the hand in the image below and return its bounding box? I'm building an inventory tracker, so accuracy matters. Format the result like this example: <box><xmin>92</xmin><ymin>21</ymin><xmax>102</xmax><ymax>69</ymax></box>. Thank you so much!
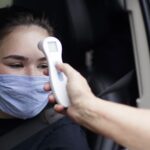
<box><xmin>44</xmin><ymin>63</ymin><xmax>95</xmax><ymax>123</ymax></box>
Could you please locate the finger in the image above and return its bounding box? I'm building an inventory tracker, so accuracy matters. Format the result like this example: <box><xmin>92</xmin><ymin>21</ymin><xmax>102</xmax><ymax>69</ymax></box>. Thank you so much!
<box><xmin>54</xmin><ymin>104</ymin><xmax>66</xmax><ymax>114</ymax></box>
<box><xmin>44</xmin><ymin>82</ymin><xmax>51</xmax><ymax>91</ymax></box>
<box><xmin>56</xmin><ymin>63</ymin><xmax>79</xmax><ymax>79</ymax></box>
<box><xmin>48</xmin><ymin>94</ymin><xmax>56</xmax><ymax>103</ymax></box>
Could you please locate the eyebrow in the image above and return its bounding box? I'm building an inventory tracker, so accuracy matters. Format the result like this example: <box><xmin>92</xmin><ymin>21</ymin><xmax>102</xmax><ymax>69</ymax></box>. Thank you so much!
<box><xmin>38</xmin><ymin>57</ymin><xmax>47</xmax><ymax>61</ymax></box>
<box><xmin>2</xmin><ymin>55</ymin><xmax>47</xmax><ymax>61</ymax></box>
<box><xmin>2</xmin><ymin>55</ymin><xmax>28</xmax><ymax>61</ymax></box>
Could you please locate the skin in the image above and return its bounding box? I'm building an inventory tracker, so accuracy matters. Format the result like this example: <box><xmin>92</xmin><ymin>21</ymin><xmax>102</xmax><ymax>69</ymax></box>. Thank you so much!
<box><xmin>47</xmin><ymin>63</ymin><xmax>150</xmax><ymax>150</ymax></box>
<box><xmin>0</xmin><ymin>25</ymin><xmax>49</xmax><ymax>118</ymax></box>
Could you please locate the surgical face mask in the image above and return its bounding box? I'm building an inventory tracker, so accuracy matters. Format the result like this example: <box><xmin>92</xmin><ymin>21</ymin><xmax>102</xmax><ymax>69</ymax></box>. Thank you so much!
<box><xmin>0</xmin><ymin>74</ymin><xmax>50</xmax><ymax>119</ymax></box>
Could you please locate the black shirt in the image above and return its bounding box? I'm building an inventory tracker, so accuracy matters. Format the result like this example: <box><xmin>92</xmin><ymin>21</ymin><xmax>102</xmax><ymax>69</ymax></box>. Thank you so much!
<box><xmin>0</xmin><ymin>117</ymin><xmax>90</xmax><ymax>150</ymax></box>
<box><xmin>0</xmin><ymin>118</ymin><xmax>24</xmax><ymax>136</ymax></box>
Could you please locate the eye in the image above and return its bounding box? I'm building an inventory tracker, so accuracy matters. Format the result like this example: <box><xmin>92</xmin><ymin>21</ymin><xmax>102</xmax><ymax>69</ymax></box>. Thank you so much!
<box><xmin>38</xmin><ymin>63</ymin><xmax>48</xmax><ymax>69</ymax></box>
<box><xmin>8</xmin><ymin>63</ymin><xmax>24</xmax><ymax>68</ymax></box>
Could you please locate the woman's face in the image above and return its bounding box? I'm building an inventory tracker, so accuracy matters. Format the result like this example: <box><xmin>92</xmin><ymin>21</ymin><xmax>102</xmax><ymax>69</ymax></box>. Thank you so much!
<box><xmin>0</xmin><ymin>25</ymin><xmax>49</xmax><ymax>76</ymax></box>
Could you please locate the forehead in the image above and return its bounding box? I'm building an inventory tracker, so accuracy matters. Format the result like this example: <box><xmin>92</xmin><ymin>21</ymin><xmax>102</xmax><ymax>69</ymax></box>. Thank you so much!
<box><xmin>0</xmin><ymin>25</ymin><xmax>49</xmax><ymax>58</ymax></box>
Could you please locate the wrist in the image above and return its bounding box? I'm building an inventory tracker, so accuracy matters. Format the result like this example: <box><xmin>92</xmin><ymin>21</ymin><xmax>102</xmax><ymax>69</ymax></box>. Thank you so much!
<box><xmin>74</xmin><ymin>94</ymin><xmax>99</xmax><ymax>128</ymax></box>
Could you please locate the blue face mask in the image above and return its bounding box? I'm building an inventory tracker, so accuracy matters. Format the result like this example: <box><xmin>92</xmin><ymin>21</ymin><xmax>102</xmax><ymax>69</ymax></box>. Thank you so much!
<box><xmin>0</xmin><ymin>74</ymin><xmax>50</xmax><ymax>119</ymax></box>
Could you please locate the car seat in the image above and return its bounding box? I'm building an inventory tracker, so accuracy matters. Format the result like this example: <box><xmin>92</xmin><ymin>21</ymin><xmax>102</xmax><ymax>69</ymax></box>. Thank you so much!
<box><xmin>13</xmin><ymin>0</ymin><xmax>139</xmax><ymax>149</ymax></box>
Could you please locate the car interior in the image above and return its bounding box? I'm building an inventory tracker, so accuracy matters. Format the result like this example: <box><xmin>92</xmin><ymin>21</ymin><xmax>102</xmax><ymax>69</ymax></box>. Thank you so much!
<box><xmin>1</xmin><ymin>0</ymin><xmax>150</xmax><ymax>150</ymax></box>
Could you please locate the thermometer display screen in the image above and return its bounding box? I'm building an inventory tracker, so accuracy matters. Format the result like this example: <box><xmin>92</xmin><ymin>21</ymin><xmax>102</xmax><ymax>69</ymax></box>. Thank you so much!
<box><xmin>47</xmin><ymin>41</ymin><xmax>58</xmax><ymax>52</ymax></box>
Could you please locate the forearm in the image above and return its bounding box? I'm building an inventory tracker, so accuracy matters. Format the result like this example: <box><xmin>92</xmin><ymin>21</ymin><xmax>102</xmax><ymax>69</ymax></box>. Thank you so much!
<box><xmin>78</xmin><ymin>96</ymin><xmax>150</xmax><ymax>150</ymax></box>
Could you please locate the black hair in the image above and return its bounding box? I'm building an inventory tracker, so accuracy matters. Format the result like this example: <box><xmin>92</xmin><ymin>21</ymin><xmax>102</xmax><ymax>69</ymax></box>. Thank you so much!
<box><xmin>0</xmin><ymin>6</ymin><xmax>53</xmax><ymax>41</ymax></box>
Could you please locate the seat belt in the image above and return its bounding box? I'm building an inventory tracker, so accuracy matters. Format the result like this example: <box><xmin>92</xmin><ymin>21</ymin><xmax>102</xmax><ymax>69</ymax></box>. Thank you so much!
<box><xmin>97</xmin><ymin>70</ymin><xmax>134</xmax><ymax>97</ymax></box>
<box><xmin>0</xmin><ymin>108</ymin><xmax>64</xmax><ymax>150</ymax></box>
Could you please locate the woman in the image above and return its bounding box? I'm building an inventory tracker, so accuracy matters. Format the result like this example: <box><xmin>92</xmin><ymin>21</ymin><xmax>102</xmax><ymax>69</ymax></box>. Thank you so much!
<box><xmin>0</xmin><ymin>6</ymin><xmax>90</xmax><ymax>150</ymax></box>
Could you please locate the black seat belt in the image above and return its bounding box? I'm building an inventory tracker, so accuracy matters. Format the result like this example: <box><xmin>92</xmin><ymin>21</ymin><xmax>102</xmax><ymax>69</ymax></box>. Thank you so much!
<box><xmin>0</xmin><ymin>108</ymin><xmax>64</xmax><ymax>150</ymax></box>
<box><xmin>97</xmin><ymin>70</ymin><xmax>134</xmax><ymax>97</ymax></box>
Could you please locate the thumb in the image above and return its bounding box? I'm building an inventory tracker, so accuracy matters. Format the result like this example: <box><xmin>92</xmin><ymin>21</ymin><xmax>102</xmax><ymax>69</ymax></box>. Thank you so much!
<box><xmin>55</xmin><ymin>63</ymin><xmax>76</xmax><ymax>79</ymax></box>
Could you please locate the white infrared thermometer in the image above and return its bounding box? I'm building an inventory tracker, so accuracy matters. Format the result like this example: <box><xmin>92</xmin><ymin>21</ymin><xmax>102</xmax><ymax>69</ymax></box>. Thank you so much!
<box><xmin>38</xmin><ymin>36</ymin><xmax>70</xmax><ymax>107</ymax></box>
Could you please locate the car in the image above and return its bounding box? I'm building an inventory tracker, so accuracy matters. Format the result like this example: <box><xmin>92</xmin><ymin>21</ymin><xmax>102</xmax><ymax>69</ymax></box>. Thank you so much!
<box><xmin>0</xmin><ymin>0</ymin><xmax>149</xmax><ymax>150</ymax></box>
